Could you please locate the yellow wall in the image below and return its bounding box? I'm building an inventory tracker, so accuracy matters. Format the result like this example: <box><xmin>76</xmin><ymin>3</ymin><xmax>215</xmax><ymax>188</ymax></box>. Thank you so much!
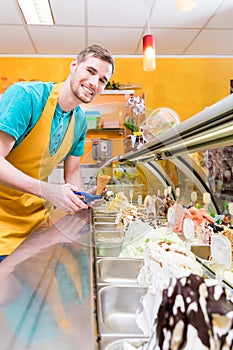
<box><xmin>114</xmin><ymin>57</ymin><xmax>233</xmax><ymax>120</ymax></box>
<box><xmin>0</xmin><ymin>57</ymin><xmax>70</xmax><ymax>87</ymax></box>
<box><xmin>0</xmin><ymin>56</ymin><xmax>233</xmax><ymax>121</ymax></box>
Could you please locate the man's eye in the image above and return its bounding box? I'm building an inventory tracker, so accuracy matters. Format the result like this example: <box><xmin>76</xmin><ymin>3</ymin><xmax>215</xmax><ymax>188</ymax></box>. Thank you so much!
<box><xmin>100</xmin><ymin>79</ymin><xmax>106</xmax><ymax>85</ymax></box>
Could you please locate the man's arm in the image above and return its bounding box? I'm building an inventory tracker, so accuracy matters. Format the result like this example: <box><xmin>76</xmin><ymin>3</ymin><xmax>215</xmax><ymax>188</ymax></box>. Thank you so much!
<box><xmin>0</xmin><ymin>130</ymin><xmax>88</xmax><ymax>212</ymax></box>
<box><xmin>64</xmin><ymin>155</ymin><xmax>99</xmax><ymax>200</ymax></box>
<box><xmin>64</xmin><ymin>155</ymin><xmax>86</xmax><ymax>191</ymax></box>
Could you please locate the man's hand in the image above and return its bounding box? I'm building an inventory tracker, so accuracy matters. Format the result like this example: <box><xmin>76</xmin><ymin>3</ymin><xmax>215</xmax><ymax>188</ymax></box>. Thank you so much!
<box><xmin>86</xmin><ymin>186</ymin><xmax>105</xmax><ymax>207</ymax></box>
<box><xmin>40</xmin><ymin>182</ymin><xmax>88</xmax><ymax>212</ymax></box>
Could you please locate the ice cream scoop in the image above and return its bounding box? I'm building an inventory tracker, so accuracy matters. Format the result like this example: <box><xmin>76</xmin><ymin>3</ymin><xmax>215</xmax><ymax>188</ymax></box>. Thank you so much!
<box><xmin>73</xmin><ymin>190</ymin><xmax>114</xmax><ymax>204</ymax></box>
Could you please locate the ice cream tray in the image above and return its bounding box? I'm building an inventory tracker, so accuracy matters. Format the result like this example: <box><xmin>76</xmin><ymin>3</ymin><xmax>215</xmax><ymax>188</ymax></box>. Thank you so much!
<box><xmin>94</xmin><ymin>222</ymin><xmax>122</xmax><ymax>231</ymax></box>
<box><xmin>97</xmin><ymin>285</ymin><xmax>148</xmax><ymax>337</ymax></box>
<box><xmin>96</xmin><ymin>258</ymin><xmax>144</xmax><ymax>285</ymax></box>
<box><xmin>99</xmin><ymin>337</ymin><xmax>149</xmax><ymax>350</ymax></box>
<box><xmin>92</xmin><ymin>208</ymin><xmax>118</xmax><ymax>217</ymax></box>
<box><xmin>95</xmin><ymin>241</ymin><xmax>123</xmax><ymax>258</ymax></box>
<box><xmin>95</xmin><ymin>231</ymin><xmax>124</xmax><ymax>243</ymax></box>
<box><xmin>94</xmin><ymin>216</ymin><xmax>117</xmax><ymax>223</ymax></box>
<box><xmin>92</xmin><ymin>210</ymin><xmax>125</xmax><ymax>257</ymax></box>
<box><xmin>92</xmin><ymin>209</ymin><xmax>149</xmax><ymax>347</ymax></box>
<box><xmin>92</xmin><ymin>208</ymin><xmax>233</xmax><ymax>350</ymax></box>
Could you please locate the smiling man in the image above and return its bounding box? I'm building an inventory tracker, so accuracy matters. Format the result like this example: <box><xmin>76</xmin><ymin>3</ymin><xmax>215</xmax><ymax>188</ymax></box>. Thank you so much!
<box><xmin>0</xmin><ymin>44</ymin><xmax>115</xmax><ymax>260</ymax></box>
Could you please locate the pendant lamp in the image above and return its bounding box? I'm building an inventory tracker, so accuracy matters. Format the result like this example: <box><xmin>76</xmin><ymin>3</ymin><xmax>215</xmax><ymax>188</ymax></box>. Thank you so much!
<box><xmin>176</xmin><ymin>0</ymin><xmax>197</xmax><ymax>12</ymax></box>
<box><xmin>143</xmin><ymin>33</ymin><xmax>156</xmax><ymax>72</ymax></box>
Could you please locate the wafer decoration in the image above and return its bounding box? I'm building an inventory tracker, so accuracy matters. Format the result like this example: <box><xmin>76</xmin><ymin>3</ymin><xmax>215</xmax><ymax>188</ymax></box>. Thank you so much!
<box><xmin>96</xmin><ymin>175</ymin><xmax>111</xmax><ymax>195</ymax></box>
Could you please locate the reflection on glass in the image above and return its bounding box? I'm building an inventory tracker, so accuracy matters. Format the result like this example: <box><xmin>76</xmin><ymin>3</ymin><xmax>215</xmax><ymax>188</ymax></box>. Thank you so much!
<box><xmin>205</xmin><ymin>146</ymin><xmax>233</xmax><ymax>198</ymax></box>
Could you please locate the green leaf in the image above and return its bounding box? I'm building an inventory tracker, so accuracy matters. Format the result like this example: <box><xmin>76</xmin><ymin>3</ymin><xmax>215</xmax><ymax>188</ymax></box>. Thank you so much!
<box><xmin>123</xmin><ymin>118</ymin><xmax>139</xmax><ymax>132</ymax></box>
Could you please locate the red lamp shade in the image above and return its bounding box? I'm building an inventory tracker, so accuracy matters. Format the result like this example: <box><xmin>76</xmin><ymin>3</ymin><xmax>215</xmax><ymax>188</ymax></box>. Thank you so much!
<box><xmin>143</xmin><ymin>34</ymin><xmax>156</xmax><ymax>71</ymax></box>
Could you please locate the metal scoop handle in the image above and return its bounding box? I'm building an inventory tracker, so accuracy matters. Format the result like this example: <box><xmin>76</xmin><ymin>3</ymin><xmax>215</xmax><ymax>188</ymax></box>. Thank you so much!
<box><xmin>73</xmin><ymin>191</ymin><xmax>102</xmax><ymax>204</ymax></box>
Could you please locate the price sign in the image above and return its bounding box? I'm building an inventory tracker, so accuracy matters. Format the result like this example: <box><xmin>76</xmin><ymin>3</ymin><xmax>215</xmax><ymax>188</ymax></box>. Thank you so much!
<box><xmin>228</xmin><ymin>202</ymin><xmax>233</xmax><ymax>215</ymax></box>
<box><xmin>183</xmin><ymin>218</ymin><xmax>195</xmax><ymax>242</ymax></box>
<box><xmin>167</xmin><ymin>207</ymin><xmax>175</xmax><ymax>225</ymax></box>
<box><xmin>211</xmin><ymin>235</ymin><xmax>232</xmax><ymax>269</ymax></box>
<box><xmin>203</xmin><ymin>192</ymin><xmax>211</xmax><ymax>204</ymax></box>
<box><xmin>191</xmin><ymin>191</ymin><xmax>197</xmax><ymax>202</ymax></box>
<box><xmin>167</xmin><ymin>207</ymin><xmax>175</xmax><ymax>234</ymax></box>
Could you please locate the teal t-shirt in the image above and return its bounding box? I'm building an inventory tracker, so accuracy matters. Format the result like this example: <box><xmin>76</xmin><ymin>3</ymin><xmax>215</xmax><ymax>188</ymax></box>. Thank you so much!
<box><xmin>0</xmin><ymin>81</ymin><xmax>87</xmax><ymax>159</ymax></box>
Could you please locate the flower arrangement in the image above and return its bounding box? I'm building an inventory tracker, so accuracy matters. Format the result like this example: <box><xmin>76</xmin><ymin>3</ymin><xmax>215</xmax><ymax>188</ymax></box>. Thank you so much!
<box><xmin>124</xmin><ymin>94</ymin><xmax>145</xmax><ymax>133</ymax></box>
<box><xmin>125</xmin><ymin>94</ymin><xmax>145</xmax><ymax>114</ymax></box>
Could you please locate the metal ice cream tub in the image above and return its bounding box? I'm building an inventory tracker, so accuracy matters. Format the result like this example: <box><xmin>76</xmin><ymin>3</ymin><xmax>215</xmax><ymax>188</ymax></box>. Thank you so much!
<box><xmin>99</xmin><ymin>337</ymin><xmax>149</xmax><ymax>350</ymax></box>
<box><xmin>94</xmin><ymin>222</ymin><xmax>123</xmax><ymax>232</ymax></box>
<box><xmin>95</xmin><ymin>241</ymin><xmax>123</xmax><ymax>258</ymax></box>
<box><xmin>94</xmin><ymin>216</ymin><xmax>118</xmax><ymax>223</ymax></box>
<box><xmin>94</xmin><ymin>229</ymin><xmax>124</xmax><ymax>243</ymax></box>
<box><xmin>93</xmin><ymin>209</ymin><xmax>118</xmax><ymax>217</ymax></box>
<box><xmin>97</xmin><ymin>285</ymin><xmax>148</xmax><ymax>336</ymax></box>
<box><xmin>93</xmin><ymin>218</ymin><xmax>124</xmax><ymax>258</ymax></box>
<box><xmin>96</xmin><ymin>258</ymin><xmax>143</xmax><ymax>285</ymax></box>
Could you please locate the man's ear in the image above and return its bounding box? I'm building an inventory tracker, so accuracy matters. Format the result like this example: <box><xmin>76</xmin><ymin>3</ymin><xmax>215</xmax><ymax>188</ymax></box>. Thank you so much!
<box><xmin>70</xmin><ymin>57</ymin><xmax>78</xmax><ymax>72</ymax></box>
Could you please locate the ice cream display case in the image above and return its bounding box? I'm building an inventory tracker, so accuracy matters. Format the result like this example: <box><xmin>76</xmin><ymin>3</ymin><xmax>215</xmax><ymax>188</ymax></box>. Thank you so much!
<box><xmin>0</xmin><ymin>93</ymin><xmax>232</xmax><ymax>350</ymax></box>
<box><xmin>92</xmin><ymin>93</ymin><xmax>233</xmax><ymax>350</ymax></box>
<box><xmin>118</xmin><ymin>92</ymin><xmax>233</xmax><ymax>210</ymax></box>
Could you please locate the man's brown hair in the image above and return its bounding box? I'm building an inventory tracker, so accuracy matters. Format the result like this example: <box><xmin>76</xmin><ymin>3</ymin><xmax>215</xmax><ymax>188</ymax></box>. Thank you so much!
<box><xmin>77</xmin><ymin>44</ymin><xmax>115</xmax><ymax>75</ymax></box>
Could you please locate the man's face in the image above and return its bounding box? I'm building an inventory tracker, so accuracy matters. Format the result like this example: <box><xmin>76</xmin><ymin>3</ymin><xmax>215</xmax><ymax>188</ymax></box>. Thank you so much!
<box><xmin>70</xmin><ymin>55</ymin><xmax>112</xmax><ymax>104</ymax></box>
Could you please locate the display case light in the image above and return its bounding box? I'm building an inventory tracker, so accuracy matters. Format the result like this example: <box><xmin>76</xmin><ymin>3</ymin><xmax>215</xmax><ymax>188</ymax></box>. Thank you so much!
<box><xmin>159</xmin><ymin>124</ymin><xmax>233</xmax><ymax>154</ymax></box>
<box><xmin>17</xmin><ymin>0</ymin><xmax>54</xmax><ymax>25</ymax></box>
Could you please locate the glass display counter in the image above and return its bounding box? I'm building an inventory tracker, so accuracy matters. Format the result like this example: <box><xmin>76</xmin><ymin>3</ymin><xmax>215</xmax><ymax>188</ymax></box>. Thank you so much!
<box><xmin>108</xmin><ymin>92</ymin><xmax>233</xmax><ymax>290</ymax></box>
<box><xmin>91</xmin><ymin>93</ymin><xmax>233</xmax><ymax>349</ymax></box>
<box><xmin>91</xmin><ymin>92</ymin><xmax>233</xmax><ymax>286</ymax></box>
<box><xmin>0</xmin><ymin>210</ymin><xmax>97</xmax><ymax>350</ymax></box>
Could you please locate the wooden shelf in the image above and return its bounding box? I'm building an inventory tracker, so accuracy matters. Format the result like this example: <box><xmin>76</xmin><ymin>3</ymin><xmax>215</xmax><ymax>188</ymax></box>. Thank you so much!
<box><xmin>87</xmin><ymin>128</ymin><xmax>123</xmax><ymax>130</ymax></box>
<box><xmin>87</xmin><ymin>128</ymin><xmax>124</xmax><ymax>134</ymax></box>
<box><xmin>101</xmin><ymin>90</ymin><xmax>134</xmax><ymax>95</ymax></box>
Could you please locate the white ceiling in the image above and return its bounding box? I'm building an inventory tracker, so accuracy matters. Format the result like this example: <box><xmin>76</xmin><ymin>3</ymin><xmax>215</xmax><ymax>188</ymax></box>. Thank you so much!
<box><xmin>0</xmin><ymin>0</ymin><xmax>233</xmax><ymax>57</ymax></box>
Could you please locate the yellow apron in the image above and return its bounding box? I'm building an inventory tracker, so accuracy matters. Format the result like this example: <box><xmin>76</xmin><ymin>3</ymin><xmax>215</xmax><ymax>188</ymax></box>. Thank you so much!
<box><xmin>0</xmin><ymin>83</ymin><xmax>75</xmax><ymax>255</ymax></box>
